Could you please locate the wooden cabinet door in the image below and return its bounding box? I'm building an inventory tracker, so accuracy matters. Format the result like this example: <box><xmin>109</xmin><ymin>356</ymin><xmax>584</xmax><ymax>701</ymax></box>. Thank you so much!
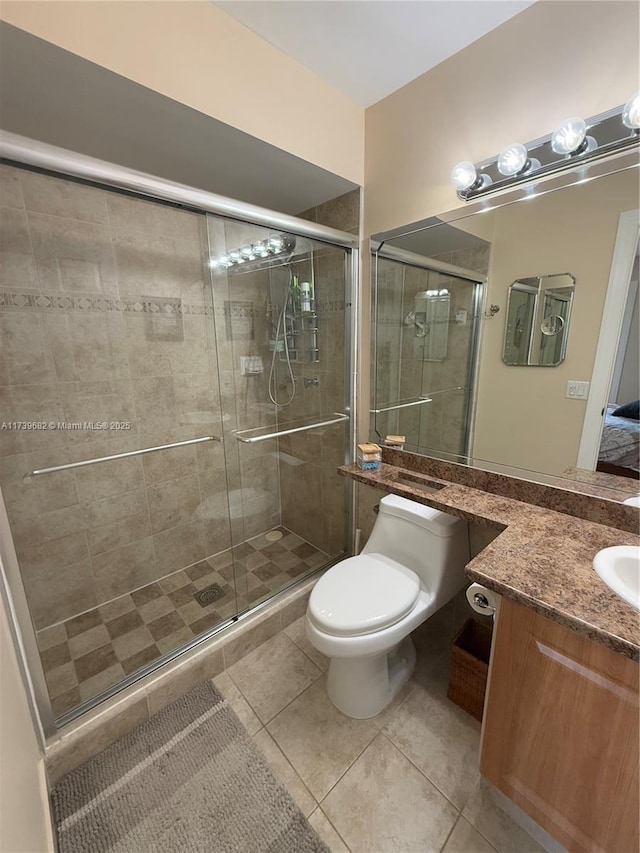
<box><xmin>481</xmin><ymin>599</ymin><xmax>639</xmax><ymax>853</ymax></box>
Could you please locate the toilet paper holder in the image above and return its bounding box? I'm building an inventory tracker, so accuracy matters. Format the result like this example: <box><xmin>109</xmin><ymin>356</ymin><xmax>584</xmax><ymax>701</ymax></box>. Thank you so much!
<box><xmin>472</xmin><ymin>591</ymin><xmax>496</xmax><ymax>614</ymax></box>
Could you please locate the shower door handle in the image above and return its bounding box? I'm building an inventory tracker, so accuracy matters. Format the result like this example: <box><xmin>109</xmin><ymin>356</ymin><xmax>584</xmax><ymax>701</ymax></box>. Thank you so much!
<box><xmin>234</xmin><ymin>413</ymin><xmax>349</xmax><ymax>443</ymax></box>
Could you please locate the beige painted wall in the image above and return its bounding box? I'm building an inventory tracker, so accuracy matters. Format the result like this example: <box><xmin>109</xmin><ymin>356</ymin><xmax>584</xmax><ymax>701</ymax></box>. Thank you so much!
<box><xmin>0</xmin><ymin>1</ymin><xmax>364</xmax><ymax>184</ymax></box>
<box><xmin>364</xmin><ymin>1</ymin><xmax>639</xmax><ymax>235</ymax></box>
<box><xmin>0</xmin><ymin>580</ymin><xmax>53</xmax><ymax>852</ymax></box>
<box><xmin>473</xmin><ymin>169</ymin><xmax>639</xmax><ymax>475</ymax></box>
<box><xmin>361</xmin><ymin>0</ymin><xmax>639</xmax><ymax>444</ymax></box>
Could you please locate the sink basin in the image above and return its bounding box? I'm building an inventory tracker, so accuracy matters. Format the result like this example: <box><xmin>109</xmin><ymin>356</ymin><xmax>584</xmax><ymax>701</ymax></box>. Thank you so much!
<box><xmin>593</xmin><ymin>546</ymin><xmax>640</xmax><ymax>610</ymax></box>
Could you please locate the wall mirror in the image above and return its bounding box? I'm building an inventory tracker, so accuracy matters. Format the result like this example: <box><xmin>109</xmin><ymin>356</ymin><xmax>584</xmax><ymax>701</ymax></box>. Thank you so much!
<box><xmin>371</xmin><ymin>153</ymin><xmax>640</xmax><ymax>500</ymax></box>
<box><xmin>503</xmin><ymin>273</ymin><xmax>575</xmax><ymax>367</ymax></box>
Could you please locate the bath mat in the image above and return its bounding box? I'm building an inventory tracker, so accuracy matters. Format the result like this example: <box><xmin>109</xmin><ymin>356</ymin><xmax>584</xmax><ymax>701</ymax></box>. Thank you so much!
<box><xmin>51</xmin><ymin>681</ymin><xmax>328</xmax><ymax>853</ymax></box>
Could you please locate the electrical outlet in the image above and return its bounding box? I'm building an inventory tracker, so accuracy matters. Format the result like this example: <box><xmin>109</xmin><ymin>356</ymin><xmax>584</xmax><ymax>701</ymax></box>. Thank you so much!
<box><xmin>566</xmin><ymin>380</ymin><xmax>590</xmax><ymax>400</ymax></box>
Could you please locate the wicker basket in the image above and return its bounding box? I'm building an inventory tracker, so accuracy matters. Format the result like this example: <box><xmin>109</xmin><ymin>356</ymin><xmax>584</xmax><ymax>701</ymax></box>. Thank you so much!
<box><xmin>447</xmin><ymin>618</ymin><xmax>493</xmax><ymax>722</ymax></box>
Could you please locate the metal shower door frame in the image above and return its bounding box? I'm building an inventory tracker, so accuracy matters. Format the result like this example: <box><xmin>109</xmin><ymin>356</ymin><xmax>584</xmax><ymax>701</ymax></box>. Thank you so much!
<box><xmin>0</xmin><ymin>132</ymin><xmax>360</xmax><ymax>738</ymax></box>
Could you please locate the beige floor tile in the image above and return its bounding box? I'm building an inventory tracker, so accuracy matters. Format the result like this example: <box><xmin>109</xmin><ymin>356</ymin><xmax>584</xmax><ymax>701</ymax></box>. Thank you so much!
<box><xmin>98</xmin><ymin>595</ymin><xmax>136</xmax><ymax>621</ymax></box>
<box><xmin>267</xmin><ymin>678</ymin><xmax>377</xmax><ymax>801</ymax></box>
<box><xmin>442</xmin><ymin>817</ymin><xmax>497</xmax><ymax>853</ymax></box>
<box><xmin>111</xmin><ymin>625</ymin><xmax>155</xmax><ymax>660</ymax></box>
<box><xmin>68</xmin><ymin>624</ymin><xmax>111</xmax><ymax>659</ymax></box>
<box><xmin>253</xmin><ymin>729</ymin><xmax>316</xmax><ymax>818</ymax></box>
<box><xmin>78</xmin><ymin>663</ymin><xmax>125</xmax><ymax>702</ymax></box>
<box><xmin>228</xmin><ymin>633</ymin><xmax>322</xmax><ymax>723</ymax></box>
<box><xmin>155</xmin><ymin>626</ymin><xmax>194</xmax><ymax>655</ymax></box>
<box><xmin>462</xmin><ymin>778</ymin><xmax>546</xmax><ymax>853</ymax></box>
<box><xmin>322</xmin><ymin>734</ymin><xmax>458</xmax><ymax>853</ymax></box>
<box><xmin>44</xmin><ymin>662</ymin><xmax>78</xmax><ymax>699</ymax></box>
<box><xmin>284</xmin><ymin>615</ymin><xmax>330</xmax><ymax>672</ymax></box>
<box><xmin>37</xmin><ymin>622</ymin><xmax>67</xmax><ymax>651</ymax></box>
<box><xmin>383</xmin><ymin>679</ymin><xmax>481</xmax><ymax>808</ymax></box>
<box><xmin>212</xmin><ymin>671</ymin><xmax>262</xmax><ymax>736</ymax></box>
<box><xmin>308</xmin><ymin>808</ymin><xmax>350</xmax><ymax>853</ymax></box>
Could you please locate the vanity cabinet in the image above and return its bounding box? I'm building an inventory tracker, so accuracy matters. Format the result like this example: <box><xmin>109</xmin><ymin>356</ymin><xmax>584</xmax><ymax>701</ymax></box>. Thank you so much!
<box><xmin>481</xmin><ymin>599</ymin><xmax>639</xmax><ymax>853</ymax></box>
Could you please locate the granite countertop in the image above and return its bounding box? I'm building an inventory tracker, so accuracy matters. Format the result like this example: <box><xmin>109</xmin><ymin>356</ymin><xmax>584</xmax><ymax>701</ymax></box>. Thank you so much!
<box><xmin>340</xmin><ymin>462</ymin><xmax>640</xmax><ymax>661</ymax></box>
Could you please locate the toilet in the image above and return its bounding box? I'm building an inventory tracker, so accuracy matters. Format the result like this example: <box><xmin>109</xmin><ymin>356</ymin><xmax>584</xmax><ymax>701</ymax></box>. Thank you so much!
<box><xmin>306</xmin><ymin>494</ymin><xmax>469</xmax><ymax>719</ymax></box>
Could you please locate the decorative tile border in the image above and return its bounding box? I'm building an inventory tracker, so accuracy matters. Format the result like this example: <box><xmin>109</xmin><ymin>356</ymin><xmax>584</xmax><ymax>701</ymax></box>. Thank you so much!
<box><xmin>0</xmin><ymin>291</ymin><xmax>214</xmax><ymax>316</ymax></box>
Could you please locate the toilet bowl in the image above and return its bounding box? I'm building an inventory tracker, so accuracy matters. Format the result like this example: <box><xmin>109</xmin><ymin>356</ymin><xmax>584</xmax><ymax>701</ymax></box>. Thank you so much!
<box><xmin>306</xmin><ymin>494</ymin><xmax>469</xmax><ymax>718</ymax></box>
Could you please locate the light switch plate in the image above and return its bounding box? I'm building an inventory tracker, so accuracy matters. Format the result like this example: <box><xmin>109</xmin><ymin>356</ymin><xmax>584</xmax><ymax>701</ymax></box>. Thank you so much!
<box><xmin>566</xmin><ymin>380</ymin><xmax>590</xmax><ymax>400</ymax></box>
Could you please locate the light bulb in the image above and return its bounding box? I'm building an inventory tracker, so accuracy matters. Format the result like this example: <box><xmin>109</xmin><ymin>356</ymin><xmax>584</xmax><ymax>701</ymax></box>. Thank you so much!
<box><xmin>497</xmin><ymin>143</ymin><xmax>529</xmax><ymax>176</ymax></box>
<box><xmin>551</xmin><ymin>117</ymin><xmax>596</xmax><ymax>155</ymax></box>
<box><xmin>218</xmin><ymin>255</ymin><xmax>230</xmax><ymax>268</ymax></box>
<box><xmin>254</xmin><ymin>242</ymin><xmax>268</xmax><ymax>257</ymax></box>
<box><xmin>268</xmin><ymin>235</ymin><xmax>284</xmax><ymax>251</ymax></box>
<box><xmin>229</xmin><ymin>251</ymin><xmax>241</xmax><ymax>262</ymax></box>
<box><xmin>240</xmin><ymin>245</ymin><xmax>254</xmax><ymax>259</ymax></box>
<box><xmin>622</xmin><ymin>91</ymin><xmax>640</xmax><ymax>130</ymax></box>
<box><xmin>451</xmin><ymin>161</ymin><xmax>478</xmax><ymax>192</ymax></box>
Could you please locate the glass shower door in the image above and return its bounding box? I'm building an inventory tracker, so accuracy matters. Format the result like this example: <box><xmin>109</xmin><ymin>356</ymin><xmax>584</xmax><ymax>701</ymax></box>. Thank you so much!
<box><xmin>207</xmin><ymin>215</ymin><xmax>351</xmax><ymax>609</ymax></box>
<box><xmin>0</xmin><ymin>165</ymin><xmax>241</xmax><ymax>723</ymax></box>
<box><xmin>373</xmin><ymin>256</ymin><xmax>481</xmax><ymax>461</ymax></box>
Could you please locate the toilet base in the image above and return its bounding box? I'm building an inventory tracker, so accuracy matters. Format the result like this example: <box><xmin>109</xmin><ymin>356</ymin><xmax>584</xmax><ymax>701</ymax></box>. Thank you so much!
<box><xmin>326</xmin><ymin>636</ymin><xmax>417</xmax><ymax>719</ymax></box>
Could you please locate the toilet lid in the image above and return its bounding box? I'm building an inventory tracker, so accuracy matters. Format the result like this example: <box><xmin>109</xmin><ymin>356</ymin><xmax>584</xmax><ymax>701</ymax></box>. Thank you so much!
<box><xmin>308</xmin><ymin>554</ymin><xmax>421</xmax><ymax>637</ymax></box>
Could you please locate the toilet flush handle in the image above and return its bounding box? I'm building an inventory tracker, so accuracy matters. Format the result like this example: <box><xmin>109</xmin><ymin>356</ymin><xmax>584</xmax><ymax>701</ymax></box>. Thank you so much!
<box><xmin>473</xmin><ymin>592</ymin><xmax>496</xmax><ymax>614</ymax></box>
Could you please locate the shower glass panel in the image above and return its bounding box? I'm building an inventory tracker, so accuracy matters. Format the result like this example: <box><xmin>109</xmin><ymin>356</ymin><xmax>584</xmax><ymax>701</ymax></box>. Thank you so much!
<box><xmin>0</xmin><ymin>165</ymin><xmax>239</xmax><ymax>721</ymax></box>
<box><xmin>373</xmin><ymin>256</ymin><xmax>480</xmax><ymax>459</ymax></box>
<box><xmin>207</xmin><ymin>216</ymin><xmax>350</xmax><ymax>609</ymax></box>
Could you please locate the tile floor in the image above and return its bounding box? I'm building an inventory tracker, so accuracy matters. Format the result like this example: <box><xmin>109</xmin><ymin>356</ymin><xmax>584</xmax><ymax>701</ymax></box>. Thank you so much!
<box><xmin>37</xmin><ymin>527</ymin><xmax>328</xmax><ymax>718</ymax></box>
<box><xmin>214</xmin><ymin>603</ymin><xmax>548</xmax><ymax>853</ymax></box>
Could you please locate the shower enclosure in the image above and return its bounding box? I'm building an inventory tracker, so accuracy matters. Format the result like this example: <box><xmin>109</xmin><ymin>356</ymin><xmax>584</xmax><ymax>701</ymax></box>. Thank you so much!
<box><xmin>371</xmin><ymin>248</ymin><xmax>484</xmax><ymax>460</ymax></box>
<box><xmin>0</xmin><ymin>135</ymin><xmax>356</xmax><ymax>732</ymax></box>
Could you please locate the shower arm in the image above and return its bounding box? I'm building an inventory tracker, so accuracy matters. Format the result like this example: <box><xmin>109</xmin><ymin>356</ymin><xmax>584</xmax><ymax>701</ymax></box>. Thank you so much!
<box><xmin>23</xmin><ymin>435</ymin><xmax>221</xmax><ymax>482</ymax></box>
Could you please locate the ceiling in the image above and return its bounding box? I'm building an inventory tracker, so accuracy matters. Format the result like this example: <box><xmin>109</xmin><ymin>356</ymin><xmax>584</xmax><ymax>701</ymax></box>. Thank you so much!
<box><xmin>215</xmin><ymin>1</ymin><xmax>534</xmax><ymax>107</ymax></box>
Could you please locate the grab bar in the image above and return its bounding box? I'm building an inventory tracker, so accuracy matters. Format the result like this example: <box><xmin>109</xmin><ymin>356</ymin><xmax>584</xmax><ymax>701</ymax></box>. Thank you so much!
<box><xmin>370</xmin><ymin>397</ymin><xmax>432</xmax><ymax>414</ymax></box>
<box><xmin>23</xmin><ymin>435</ymin><xmax>222</xmax><ymax>482</ymax></box>
<box><xmin>234</xmin><ymin>413</ymin><xmax>349</xmax><ymax>444</ymax></box>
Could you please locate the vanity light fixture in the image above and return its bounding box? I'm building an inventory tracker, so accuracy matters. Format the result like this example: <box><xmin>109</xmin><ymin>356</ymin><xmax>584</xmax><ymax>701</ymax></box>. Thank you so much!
<box><xmin>622</xmin><ymin>91</ymin><xmax>640</xmax><ymax>131</ymax></box>
<box><xmin>497</xmin><ymin>143</ymin><xmax>540</xmax><ymax>177</ymax></box>
<box><xmin>550</xmin><ymin>117</ymin><xmax>596</xmax><ymax>156</ymax></box>
<box><xmin>452</xmin><ymin>98</ymin><xmax>640</xmax><ymax>201</ymax></box>
<box><xmin>208</xmin><ymin>233</ymin><xmax>295</xmax><ymax>270</ymax></box>
<box><xmin>450</xmin><ymin>161</ymin><xmax>491</xmax><ymax>193</ymax></box>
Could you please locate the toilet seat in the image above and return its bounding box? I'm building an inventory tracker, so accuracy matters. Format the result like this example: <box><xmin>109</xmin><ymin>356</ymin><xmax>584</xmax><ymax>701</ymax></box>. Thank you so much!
<box><xmin>308</xmin><ymin>553</ymin><xmax>421</xmax><ymax>637</ymax></box>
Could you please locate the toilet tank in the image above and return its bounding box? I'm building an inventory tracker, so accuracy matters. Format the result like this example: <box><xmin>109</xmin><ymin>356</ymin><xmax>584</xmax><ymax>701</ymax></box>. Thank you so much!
<box><xmin>362</xmin><ymin>494</ymin><xmax>469</xmax><ymax>605</ymax></box>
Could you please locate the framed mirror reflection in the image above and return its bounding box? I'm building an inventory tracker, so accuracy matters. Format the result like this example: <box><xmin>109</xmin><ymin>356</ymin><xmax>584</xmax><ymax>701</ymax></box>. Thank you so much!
<box><xmin>371</xmin><ymin>158</ymin><xmax>640</xmax><ymax>494</ymax></box>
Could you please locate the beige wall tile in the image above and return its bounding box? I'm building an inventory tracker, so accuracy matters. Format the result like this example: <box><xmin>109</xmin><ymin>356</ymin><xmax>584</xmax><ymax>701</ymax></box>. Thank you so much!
<box><xmin>0</xmin><ymin>207</ymin><xmax>38</xmax><ymax>289</ymax></box>
<box><xmin>0</xmin><ymin>312</ymin><xmax>56</xmax><ymax>386</ymax></box>
<box><xmin>20</xmin><ymin>170</ymin><xmax>108</xmax><ymax>223</ymax></box>
<box><xmin>151</xmin><ymin>519</ymin><xmax>207</xmax><ymax>575</ymax></box>
<box><xmin>92</xmin><ymin>536</ymin><xmax>158</xmax><ymax>602</ymax></box>
<box><xmin>28</xmin><ymin>213</ymin><xmax>117</xmax><ymax>294</ymax></box>
<box><xmin>0</xmin><ymin>165</ymin><xmax>25</xmax><ymax>209</ymax></box>
<box><xmin>27</xmin><ymin>558</ymin><xmax>96</xmax><ymax>630</ymax></box>
<box><xmin>45</xmin><ymin>311</ymin><xmax>129</xmax><ymax>382</ymax></box>
<box><xmin>74</xmin><ymin>455</ymin><xmax>143</xmax><ymax>504</ymax></box>
<box><xmin>222</xmin><ymin>609</ymin><xmax>282</xmax><ymax>668</ymax></box>
<box><xmin>0</xmin><ymin>383</ymin><xmax>66</xmax><ymax>455</ymax></box>
<box><xmin>146</xmin><ymin>473</ymin><xmax>201</xmax><ymax>534</ymax></box>
<box><xmin>145</xmin><ymin>646</ymin><xmax>224</xmax><ymax>716</ymax></box>
<box><xmin>45</xmin><ymin>695</ymin><xmax>149</xmax><ymax>783</ymax></box>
